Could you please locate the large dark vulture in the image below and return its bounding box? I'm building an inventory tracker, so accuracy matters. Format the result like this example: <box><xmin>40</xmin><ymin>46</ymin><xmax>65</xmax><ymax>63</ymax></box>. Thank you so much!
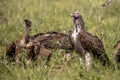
<box><xmin>70</xmin><ymin>11</ymin><xmax>110</xmax><ymax>69</ymax></box>
<box><xmin>113</xmin><ymin>40</ymin><xmax>120</xmax><ymax>63</ymax></box>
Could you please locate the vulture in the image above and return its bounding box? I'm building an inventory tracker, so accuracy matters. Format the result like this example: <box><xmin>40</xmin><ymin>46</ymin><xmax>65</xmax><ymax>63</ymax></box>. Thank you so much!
<box><xmin>70</xmin><ymin>11</ymin><xmax>110</xmax><ymax>69</ymax></box>
<box><xmin>113</xmin><ymin>40</ymin><xmax>120</xmax><ymax>63</ymax></box>
<box><xmin>6</xmin><ymin>19</ymin><xmax>52</xmax><ymax>64</ymax></box>
<box><xmin>6</xmin><ymin>19</ymin><xmax>34</xmax><ymax>63</ymax></box>
<box><xmin>101</xmin><ymin>0</ymin><xmax>112</xmax><ymax>7</ymax></box>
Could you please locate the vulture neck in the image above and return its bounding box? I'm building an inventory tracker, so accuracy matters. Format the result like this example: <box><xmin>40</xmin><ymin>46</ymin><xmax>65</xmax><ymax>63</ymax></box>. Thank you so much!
<box><xmin>24</xmin><ymin>26</ymin><xmax>31</xmax><ymax>43</ymax></box>
<box><xmin>72</xmin><ymin>18</ymin><xmax>84</xmax><ymax>42</ymax></box>
<box><xmin>73</xmin><ymin>18</ymin><xmax>84</xmax><ymax>33</ymax></box>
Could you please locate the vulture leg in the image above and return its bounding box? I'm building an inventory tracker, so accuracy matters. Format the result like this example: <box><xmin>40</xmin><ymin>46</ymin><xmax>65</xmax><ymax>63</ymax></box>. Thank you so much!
<box><xmin>78</xmin><ymin>53</ymin><xmax>83</xmax><ymax>65</ymax></box>
<box><xmin>85</xmin><ymin>52</ymin><xmax>93</xmax><ymax>70</ymax></box>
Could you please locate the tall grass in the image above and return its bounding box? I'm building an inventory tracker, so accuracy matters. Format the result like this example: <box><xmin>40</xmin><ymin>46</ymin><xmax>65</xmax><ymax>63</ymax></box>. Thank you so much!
<box><xmin>0</xmin><ymin>0</ymin><xmax>120</xmax><ymax>80</ymax></box>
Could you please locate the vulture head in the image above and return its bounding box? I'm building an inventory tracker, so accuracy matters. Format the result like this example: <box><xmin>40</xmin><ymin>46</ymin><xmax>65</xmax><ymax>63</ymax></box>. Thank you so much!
<box><xmin>24</xmin><ymin>19</ymin><xmax>32</xmax><ymax>27</ymax></box>
<box><xmin>71</xmin><ymin>11</ymin><xmax>81</xmax><ymax>19</ymax></box>
<box><xmin>71</xmin><ymin>11</ymin><xmax>84</xmax><ymax>30</ymax></box>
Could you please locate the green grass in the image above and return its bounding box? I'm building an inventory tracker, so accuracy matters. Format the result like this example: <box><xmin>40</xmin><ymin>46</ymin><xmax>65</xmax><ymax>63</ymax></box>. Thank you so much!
<box><xmin>0</xmin><ymin>0</ymin><xmax>120</xmax><ymax>80</ymax></box>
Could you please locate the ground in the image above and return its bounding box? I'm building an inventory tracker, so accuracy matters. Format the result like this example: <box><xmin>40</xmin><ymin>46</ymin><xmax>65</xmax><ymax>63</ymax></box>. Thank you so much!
<box><xmin>0</xmin><ymin>0</ymin><xmax>120</xmax><ymax>80</ymax></box>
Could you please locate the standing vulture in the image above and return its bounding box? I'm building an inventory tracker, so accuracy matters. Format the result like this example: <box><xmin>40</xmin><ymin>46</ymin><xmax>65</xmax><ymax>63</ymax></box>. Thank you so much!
<box><xmin>70</xmin><ymin>11</ymin><xmax>110</xmax><ymax>69</ymax></box>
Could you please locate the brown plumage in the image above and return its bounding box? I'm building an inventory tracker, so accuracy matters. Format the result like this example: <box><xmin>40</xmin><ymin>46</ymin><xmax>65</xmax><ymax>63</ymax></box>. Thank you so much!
<box><xmin>25</xmin><ymin>40</ymin><xmax>52</xmax><ymax>64</ymax></box>
<box><xmin>32</xmin><ymin>31</ymin><xmax>73</xmax><ymax>64</ymax></box>
<box><xmin>6</xmin><ymin>39</ymin><xmax>52</xmax><ymax>64</ymax></box>
<box><xmin>6</xmin><ymin>41</ymin><xmax>16</xmax><ymax>57</ymax></box>
<box><xmin>77</xmin><ymin>30</ymin><xmax>110</xmax><ymax>65</ymax></box>
<box><xmin>6</xmin><ymin>18</ymin><xmax>73</xmax><ymax>64</ymax></box>
<box><xmin>6</xmin><ymin>39</ymin><xmax>26</xmax><ymax>63</ymax></box>
<box><xmin>13</xmin><ymin>19</ymin><xmax>33</xmax><ymax>63</ymax></box>
<box><xmin>6</xmin><ymin>19</ymin><xmax>33</xmax><ymax>63</ymax></box>
<box><xmin>113</xmin><ymin>40</ymin><xmax>120</xmax><ymax>63</ymax></box>
<box><xmin>6</xmin><ymin>19</ymin><xmax>52</xmax><ymax>64</ymax></box>
<box><xmin>33</xmin><ymin>31</ymin><xmax>73</xmax><ymax>50</ymax></box>
<box><xmin>70</xmin><ymin>11</ymin><xmax>110</xmax><ymax>67</ymax></box>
